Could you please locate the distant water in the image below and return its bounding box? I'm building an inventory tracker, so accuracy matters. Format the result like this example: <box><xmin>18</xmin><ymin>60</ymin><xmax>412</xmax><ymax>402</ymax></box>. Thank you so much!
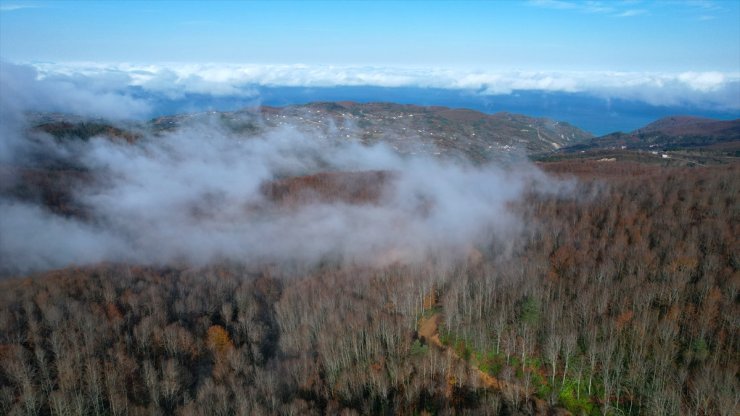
<box><xmin>138</xmin><ymin>86</ymin><xmax>740</xmax><ymax>136</ymax></box>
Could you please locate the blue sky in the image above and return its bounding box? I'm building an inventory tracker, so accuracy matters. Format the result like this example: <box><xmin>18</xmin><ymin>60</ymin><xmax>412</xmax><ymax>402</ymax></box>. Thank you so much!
<box><xmin>1</xmin><ymin>0</ymin><xmax>738</xmax><ymax>71</ymax></box>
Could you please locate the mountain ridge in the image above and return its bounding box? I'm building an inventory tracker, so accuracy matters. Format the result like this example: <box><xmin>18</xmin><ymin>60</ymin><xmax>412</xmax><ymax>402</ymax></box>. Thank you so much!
<box><xmin>26</xmin><ymin>106</ymin><xmax>739</xmax><ymax>162</ymax></box>
<box><xmin>148</xmin><ymin>101</ymin><xmax>594</xmax><ymax>162</ymax></box>
<box><xmin>559</xmin><ymin>115</ymin><xmax>740</xmax><ymax>154</ymax></box>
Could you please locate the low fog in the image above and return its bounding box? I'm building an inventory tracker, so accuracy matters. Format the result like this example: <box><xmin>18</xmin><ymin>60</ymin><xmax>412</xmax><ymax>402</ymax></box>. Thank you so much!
<box><xmin>0</xmin><ymin>64</ymin><xmax>571</xmax><ymax>275</ymax></box>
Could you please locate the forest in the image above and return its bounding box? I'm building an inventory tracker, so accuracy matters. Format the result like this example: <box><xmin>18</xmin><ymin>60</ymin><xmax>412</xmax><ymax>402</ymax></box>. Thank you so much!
<box><xmin>0</xmin><ymin>159</ymin><xmax>738</xmax><ymax>415</ymax></box>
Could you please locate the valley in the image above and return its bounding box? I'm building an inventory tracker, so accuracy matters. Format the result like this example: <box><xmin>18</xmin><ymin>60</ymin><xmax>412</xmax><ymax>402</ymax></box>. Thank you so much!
<box><xmin>0</xmin><ymin>104</ymin><xmax>737</xmax><ymax>415</ymax></box>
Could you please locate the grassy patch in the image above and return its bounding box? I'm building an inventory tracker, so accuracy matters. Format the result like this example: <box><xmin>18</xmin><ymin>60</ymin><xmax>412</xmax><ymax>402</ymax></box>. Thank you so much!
<box><xmin>558</xmin><ymin>379</ymin><xmax>596</xmax><ymax>414</ymax></box>
<box><xmin>410</xmin><ymin>339</ymin><xmax>429</xmax><ymax>356</ymax></box>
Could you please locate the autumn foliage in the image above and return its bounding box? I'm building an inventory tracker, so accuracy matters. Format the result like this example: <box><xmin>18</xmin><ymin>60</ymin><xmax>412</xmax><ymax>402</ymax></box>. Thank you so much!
<box><xmin>206</xmin><ymin>325</ymin><xmax>234</xmax><ymax>355</ymax></box>
<box><xmin>0</xmin><ymin>161</ymin><xmax>737</xmax><ymax>415</ymax></box>
<box><xmin>261</xmin><ymin>170</ymin><xmax>396</xmax><ymax>206</ymax></box>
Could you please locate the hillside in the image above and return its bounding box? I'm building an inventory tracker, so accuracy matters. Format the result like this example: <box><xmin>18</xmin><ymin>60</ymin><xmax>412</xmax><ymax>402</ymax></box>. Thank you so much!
<box><xmin>560</xmin><ymin>116</ymin><xmax>740</xmax><ymax>154</ymax></box>
<box><xmin>3</xmin><ymin>104</ymin><xmax>591</xmax><ymax>220</ymax></box>
<box><xmin>293</xmin><ymin>102</ymin><xmax>592</xmax><ymax>157</ymax></box>
<box><xmin>1</xmin><ymin>160</ymin><xmax>737</xmax><ymax>415</ymax></box>
<box><xmin>152</xmin><ymin>102</ymin><xmax>593</xmax><ymax>161</ymax></box>
<box><xmin>261</xmin><ymin>170</ymin><xmax>396</xmax><ymax>207</ymax></box>
<box><xmin>1</xmin><ymin>105</ymin><xmax>738</xmax><ymax>415</ymax></box>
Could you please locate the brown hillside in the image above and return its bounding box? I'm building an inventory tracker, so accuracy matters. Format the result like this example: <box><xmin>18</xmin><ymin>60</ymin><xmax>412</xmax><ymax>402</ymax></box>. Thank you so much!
<box><xmin>260</xmin><ymin>170</ymin><xmax>397</xmax><ymax>206</ymax></box>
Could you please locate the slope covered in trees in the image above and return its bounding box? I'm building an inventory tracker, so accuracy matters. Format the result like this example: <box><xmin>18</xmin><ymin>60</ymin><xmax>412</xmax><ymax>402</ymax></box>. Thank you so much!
<box><xmin>560</xmin><ymin>116</ymin><xmax>740</xmax><ymax>154</ymax></box>
<box><xmin>1</xmin><ymin>160</ymin><xmax>737</xmax><ymax>415</ymax></box>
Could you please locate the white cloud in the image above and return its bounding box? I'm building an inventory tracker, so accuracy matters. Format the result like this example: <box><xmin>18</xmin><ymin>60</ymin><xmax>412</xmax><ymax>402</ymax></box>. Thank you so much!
<box><xmin>0</xmin><ymin>3</ymin><xmax>42</xmax><ymax>12</ymax></box>
<box><xmin>615</xmin><ymin>9</ymin><xmax>648</xmax><ymax>17</ymax></box>
<box><xmin>3</xmin><ymin>61</ymin><xmax>738</xmax><ymax>123</ymax></box>
<box><xmin>583</xmin><ymin>1</ymin><xmax>615</xmax><ymax>14</ymax></box>
<box><xmin>530</xmin><ymin>0</ymin><xmax>657</xmax><ymax>18</ymax></box>
<box><xmin>1</xmin><ymin>61</ymin><xmax>151</xmax><ymax>120</ymax></box>
<box><xmin>0</xmin><ymin>116</ymin><xmax>548</xmax><ymax>274</ymax></box>
<box><xmin>25</xmin><ymin>62</ymin><xmax>740</xmax><ymax>111</ymax></box>
<box><xmin>677</xmin><ymin>71</ymin><xmax>725</xmax><ymax>92</ymax></box>
<box><xmin>683</xmin><ymin>0</ymin><xmax>721</xmax><ymax>11</ymax></box>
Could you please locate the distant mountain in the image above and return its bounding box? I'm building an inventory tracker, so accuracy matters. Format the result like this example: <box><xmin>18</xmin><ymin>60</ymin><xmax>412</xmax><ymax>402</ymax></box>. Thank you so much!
<box><xmin>4</xmin><ymin>103</ymin><xmax>592</xmax><ymax>218</ymax></box>
<box><xmin>27</xmin><ymin>103</ymin><xmax>594</xmax><ymax>162</ymax></box>
<box><xmin>34</xmin><ymin>121</ymin><xmax>140</xmax><ymax>143</ymax></box>
<box><xmin>152</xmin><ymin>102</ymin><xmax>594</xmax><ymax>162</ymax></box>
<box><xmin>561</xmin><ymin>116</ymin><xmax>740</xmax><ymax>153</ymax></box>
<box><xmin>144</xmin><ymin>86</ymin><xmax>740</xmax><ymax>136</ymax></box>
<box><xmin>306</xmin><ymin>102</ymin><xmax>593</xmax><ymax>157</ymax></box>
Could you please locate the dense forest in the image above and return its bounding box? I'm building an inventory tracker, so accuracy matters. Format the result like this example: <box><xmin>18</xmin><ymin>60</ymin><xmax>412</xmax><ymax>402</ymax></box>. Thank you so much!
<box><xmin>0</xmin><ymin>160</ymin><xmax>738</xmax><ymax>415</ymax></box>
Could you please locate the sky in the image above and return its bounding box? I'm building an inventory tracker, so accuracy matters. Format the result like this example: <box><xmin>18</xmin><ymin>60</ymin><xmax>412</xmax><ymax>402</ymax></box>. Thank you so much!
<box><xmin>1</xmin><ymin>0</ymin><xmax>739</xmax><ymax>70</ymax></box>
<box><xmin>0</xmin><ymin>0</ymin><xmax>739</xmax><ymax>131</ymax></box>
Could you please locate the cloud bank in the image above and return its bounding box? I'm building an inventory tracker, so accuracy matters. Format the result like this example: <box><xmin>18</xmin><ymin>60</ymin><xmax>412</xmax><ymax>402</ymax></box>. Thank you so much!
<box><xmin>26</xmin><ymin>62</ymin><xmax>740</xmax><ymax>113</ymax></box>
<box><xmin>0</xmin><ymin>116</ymin><xmax>548</xmax><ymax>274</ymax></box>
<box><xmin>0</xmin><ymin>62</ymin><xmax>151</xmax><ymax>120</ymax></box>
<box><xmin>1</xmin><ymin>63</ymin><xmax>565</xmax><ymax>274</ymax></box>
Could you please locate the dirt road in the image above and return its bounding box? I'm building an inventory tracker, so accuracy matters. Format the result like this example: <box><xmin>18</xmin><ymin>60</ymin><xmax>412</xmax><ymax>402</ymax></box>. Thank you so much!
<box><xmin>417</xmin><ymin>312</ymin><xmax>569</xmax><ymax>415</ymax></box>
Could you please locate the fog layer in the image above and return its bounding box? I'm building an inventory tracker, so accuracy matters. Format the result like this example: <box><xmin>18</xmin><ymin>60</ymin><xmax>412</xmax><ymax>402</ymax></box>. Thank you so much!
<box><xmin>0</xmin><ymin>63</ymin><xmax>567</xmax><ymax>274</ymax></box>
